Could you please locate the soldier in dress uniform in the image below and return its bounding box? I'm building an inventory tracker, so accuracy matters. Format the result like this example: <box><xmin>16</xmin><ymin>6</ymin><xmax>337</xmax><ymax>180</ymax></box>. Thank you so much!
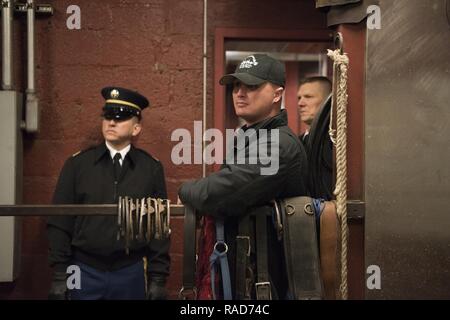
<box><xmin>47</xmin><ymin>87</ymin><xmax>170</xmax><ymax>300</ymax></box>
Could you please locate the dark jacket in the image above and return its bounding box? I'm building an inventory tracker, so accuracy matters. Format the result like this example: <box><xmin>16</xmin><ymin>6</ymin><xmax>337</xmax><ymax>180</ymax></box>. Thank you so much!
<box><xmin>179</xmin><ymin>110</ymin><xmax>308</xmax><ymax>217</ymax></box>
<box><xmin>299</xmin><ymin>132</ymin><xmax>310</xmax><ymax>155</ymax></box>
<box><xmin>47</xmin><ymin>143</ymin><xmax>170</xmax><ymax>276</ymax></box>
<box><xmin>178</xmin><ymin>110</ymin><xmax>309</xmax><ymax>299</ymax></box>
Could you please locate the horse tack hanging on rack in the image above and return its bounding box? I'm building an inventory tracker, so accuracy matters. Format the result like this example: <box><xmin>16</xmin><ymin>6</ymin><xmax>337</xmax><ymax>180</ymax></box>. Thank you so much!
<box><xmin>116</xmin><ymin>196</ymin><xmax>172</xmax><ymax>254</ymax></box>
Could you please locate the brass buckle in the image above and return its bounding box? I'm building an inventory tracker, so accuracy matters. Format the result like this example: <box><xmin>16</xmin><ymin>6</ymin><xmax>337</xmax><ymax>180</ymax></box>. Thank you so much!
<box><xmin>255</xmin><ymin>281</ymin><xmax>272</xmax><ymax>300</ymax></box>
<box><xmin>178</xmin><ymin>286</ymin><xmax>198</xmax><ymax>300</ymax></box>
<box><xmin>236</xmin><ymin>235</ymin><xmax>251</xmax><ymax>256</ymax></box>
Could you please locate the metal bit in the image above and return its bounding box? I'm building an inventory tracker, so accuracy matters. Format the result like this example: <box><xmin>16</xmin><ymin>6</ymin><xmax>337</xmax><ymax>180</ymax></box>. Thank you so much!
<box><xmin>117</xmin><ymin>196</ymin><xmax>122</xmax><ymax>240</ymax></box>
<box><xmin>155</xmin><ymin>198</ymin><xmax>162</xmax><ymax>240</ymax></box>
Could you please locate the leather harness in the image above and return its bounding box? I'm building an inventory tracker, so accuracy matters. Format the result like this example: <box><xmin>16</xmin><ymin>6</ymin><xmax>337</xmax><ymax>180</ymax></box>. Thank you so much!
<box><xmin>180</xmin><ymin>197</ymin><xmax>340</xmax><ymax>300</ymax></box>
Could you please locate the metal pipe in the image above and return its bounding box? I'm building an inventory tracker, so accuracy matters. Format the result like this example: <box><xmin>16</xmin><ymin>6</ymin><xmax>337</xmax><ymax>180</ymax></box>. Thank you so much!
<box><xmin>202</xmin><ymin>0</ymin><xmax>207</xmax><ymax>178</ymax></box>
<box><xmin>0</xmin><ymin>202</ymin><xmax>364</xmax><ymax>219</ymax></box>
<box><xmin>2</xmin><ymin>0</ymin><xmax>14</xmax><ymax>89</ymax></box>
<box><xmin>25</xmin><ymin>0</ymin><xmax>39</xmax><ymax>132</ymax></box>
<box><xmin>0</xmin><ymin>204</ymin><xmax>186</xmax><ymax>216</ymax></box>
<box><xmin>26</xmin><ymin>0</ymin><xmax>35</xmax><ymax>93</ymax></box>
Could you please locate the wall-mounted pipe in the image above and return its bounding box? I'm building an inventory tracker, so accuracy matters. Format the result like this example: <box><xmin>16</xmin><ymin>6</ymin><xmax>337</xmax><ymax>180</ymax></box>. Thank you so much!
<box><xmin>2</xmin><ymin>0</ymin><xmax>14</xmax><ymax>90</ymax></box>
<box><xmin>202</xmin><ymin>0</ymin><xmax>207</xmax><ymax>178</ymax></box>
<box><xmin>27</xmin><ymin>0</ymin><xmax>35</xmax><ymax>93</ymax></box>
<box><xmin>25</xmin><ymin>0</ymin><xmax>39</xmax><ymax>132</ymax></box>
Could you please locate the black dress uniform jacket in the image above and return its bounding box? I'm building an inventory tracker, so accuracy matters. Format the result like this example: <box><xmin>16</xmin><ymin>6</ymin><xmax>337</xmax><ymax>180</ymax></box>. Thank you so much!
<box><xmin>47</xmin><ymin>143</ymin><xmax>170</xmax><ymax>277</ymax></box>
<box><xmin>179</xmin><ymin>110</ymin><xmax>309</xmax><ymax>298</ymax></box>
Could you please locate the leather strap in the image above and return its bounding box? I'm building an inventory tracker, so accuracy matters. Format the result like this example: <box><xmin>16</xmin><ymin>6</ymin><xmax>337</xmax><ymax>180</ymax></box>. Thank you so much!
<box><xmin>179</xmin><ymin>204</ymin><xmax>197</xmax><ymax>299</ymax></box>
<box><xmin>209</xmin><ymin>218</ymin><xmax>232</xmax><ymax>300</ymax></box>
<box><xmin>255</xmin><ymin>214</ymin><xmax>271</xmax><ymax>300</ymax></box>
<box><xmin>280</xmin><ymin>196</ymin><xmax>323</xmax><ymax>299</ymax></box>
<box><xmin>235</xmin><ymin>214</ymin><xmax>251</xmax><ymax>299</ymax></box>
<box><xmin>319</xmin><ymin>201</ymin><xmax>341</xmax><ymax>300</ymax></box>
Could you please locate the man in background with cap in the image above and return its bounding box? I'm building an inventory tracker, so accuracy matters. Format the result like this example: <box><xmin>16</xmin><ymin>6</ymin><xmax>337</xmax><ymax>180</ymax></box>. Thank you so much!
<box><xmin>47</xmin><ymin>87</ymin><xmax>170</xmax><ymax>300</ymax></box>
<box><xmin>179</xmin><ymin>54</ymin><xmax>309</xmax><ymax>299</ymax></box>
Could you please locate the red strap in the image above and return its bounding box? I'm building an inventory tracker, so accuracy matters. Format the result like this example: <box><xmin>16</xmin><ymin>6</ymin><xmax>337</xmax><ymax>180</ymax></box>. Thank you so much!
<box><xmin>196</xmin><ymin>216</ymin><xmax>217</xmax><ymax>300</ymax></box>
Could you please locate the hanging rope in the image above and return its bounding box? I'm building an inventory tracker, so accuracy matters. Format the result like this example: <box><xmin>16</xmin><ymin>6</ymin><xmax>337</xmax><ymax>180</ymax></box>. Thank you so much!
<box><xmin>327</xmin><ymin>48</ymin><xmax>349</xmax><ymax>300</ymax></box>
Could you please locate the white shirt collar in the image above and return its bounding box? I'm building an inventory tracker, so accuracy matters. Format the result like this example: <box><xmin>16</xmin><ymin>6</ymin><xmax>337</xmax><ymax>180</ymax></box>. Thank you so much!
<box><xmin>105</xmin><ymin>141</ymin><xmax>131</xmax><ymax>164</ymax></box>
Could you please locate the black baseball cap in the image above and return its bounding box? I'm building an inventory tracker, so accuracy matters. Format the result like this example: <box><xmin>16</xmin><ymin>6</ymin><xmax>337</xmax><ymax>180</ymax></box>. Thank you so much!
<box><xmin>101</xmin><ymin>86</ymin><xmax>149</xmax><ymax>121</ymax></box>
<box><xmin>219</xmin><ymin>54</ymin><xmax>285</xmax><ymax>88</ymax></box>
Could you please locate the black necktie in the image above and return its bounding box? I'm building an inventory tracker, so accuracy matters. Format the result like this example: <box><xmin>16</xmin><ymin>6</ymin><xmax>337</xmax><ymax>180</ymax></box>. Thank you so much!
<box><xmin>113</xmin><ymin>153</ymin><xmax>122</xmax><ymax>181</ymax></box>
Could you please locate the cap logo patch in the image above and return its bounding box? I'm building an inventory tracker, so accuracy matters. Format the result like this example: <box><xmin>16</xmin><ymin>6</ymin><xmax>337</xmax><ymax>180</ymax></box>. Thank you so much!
<box><xmin>239</xmin><ymin>55</ymin><xmax>258</xmax><ymax>69</ymax></box>
<box><xmin>110</xmin><ymin>89</ymin><xmax>120</xmax><ymax>99</ymax></box>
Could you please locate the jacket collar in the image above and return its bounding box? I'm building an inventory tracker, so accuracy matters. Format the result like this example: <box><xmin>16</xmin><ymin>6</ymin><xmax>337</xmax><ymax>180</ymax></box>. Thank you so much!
<box><xmin>94</xmin><ymin>142</ymin><xmax>137</xmax><ymax>167</ymax></box>
<box><xmin>241</xmin><ymin>109</ymin><xmax>288</xmax><ymax>131</ymax></box>
<box><xmin>234</xmin><ymin>109</ymin><xmax>288</xmax><ymax>151</ymax></box>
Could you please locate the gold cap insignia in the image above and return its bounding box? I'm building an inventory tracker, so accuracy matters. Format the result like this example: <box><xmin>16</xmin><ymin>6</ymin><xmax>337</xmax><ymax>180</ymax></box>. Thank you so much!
<box><xmin>110</xmin><ymin>89</ymin><xmax>120</xmax><ymax>99</ymax></box>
